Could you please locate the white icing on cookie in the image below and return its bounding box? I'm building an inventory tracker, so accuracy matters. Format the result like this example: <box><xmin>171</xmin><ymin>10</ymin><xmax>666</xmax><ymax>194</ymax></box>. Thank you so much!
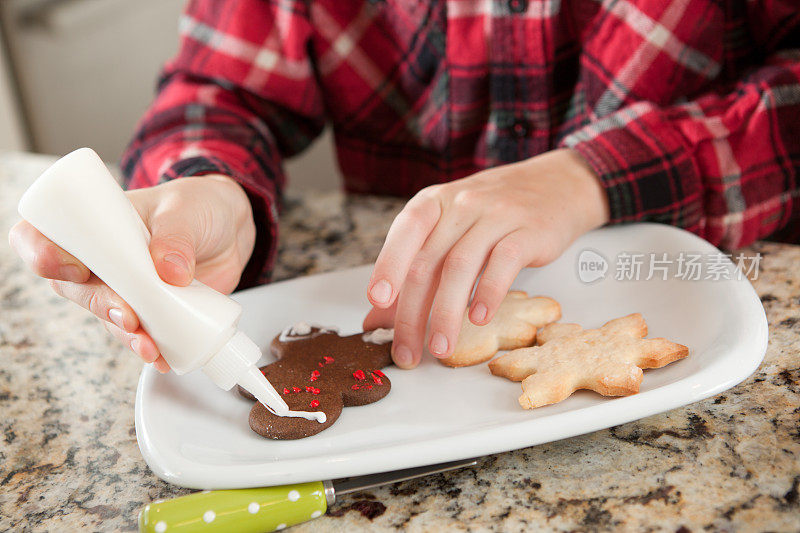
<box><xmin>265</xmin><ymin>404</ymin><xmax>327</xmax><ymax>423</ymax></box>
<box><xmin>278</xmin><ymin>323</ymin><xmax>337</xmax><ymax>343</ymax></box>
<box><xmin>284</xmin><ymin>409</ymin><xmax>327</xmax><ymax>423</ymax></box>
<box><xmin>362</xmin><ymin>328</ymin><xmax>394</xmax><ymax>344</ymax></box>
<box><xmin>292</xmin><ymin>322</ymin><xmax>312</xmax><ymax>335</ymax></box>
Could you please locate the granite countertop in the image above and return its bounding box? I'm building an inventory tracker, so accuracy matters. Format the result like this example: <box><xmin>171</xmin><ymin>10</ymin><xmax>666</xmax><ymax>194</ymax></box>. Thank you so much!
<box><xmin>1</xmin><ymin>151</ymin><xmax>798</xmax><ymax>532</ymax></box>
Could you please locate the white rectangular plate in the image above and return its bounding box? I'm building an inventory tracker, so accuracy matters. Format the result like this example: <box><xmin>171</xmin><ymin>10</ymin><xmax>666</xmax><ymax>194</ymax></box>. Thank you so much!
<box><xmin>135</xmin><ymin>223</ymin><xmax>768</xmax><ymax>489</ymax></box>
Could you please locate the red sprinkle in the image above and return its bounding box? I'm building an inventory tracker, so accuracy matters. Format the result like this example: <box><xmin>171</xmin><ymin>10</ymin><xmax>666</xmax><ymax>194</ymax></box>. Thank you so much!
<box><xmin>310</xmin><ymin>400</ymin><xmax>320</xmax><ymax>409</ymax></box>
<box><xmin>283</xmin><ymin>387</ymin><xmax>290</xmax><ymax>395</ymax></box>
<box><xmin>353</xmin><ymin>370</ymin><xmax>366</xmax><ymax>381</ymax></box>
<box><xmin>371</xmin><ymin>372</ymin><xmax>383</xmax><ymax>385</ymax></box>
<box><xmin>311</xmin><ymin>387</ymin><xmax>321</xmax><ymax>395</ymax></box>
<box><xmin>367</xmin><ymin>385</ymin><xmax>373</xmax><ymax>390</ymax></box>
<box><xmin>292</xmin><ymin>387</ymin><xmax>301</xmax><ymax>393</ymax></box>
<box><xmin>305</xmin><ymin>386</ymin><xmax>314</xmax><ymax>393</ymax></box>
<box><xmin>351</xmin><ymin>384</ymin><xmax>360</xmax><ymax>390</ymax></box>
<box><xmin>318</xmin><ymin>362</ymin><xmax>324</xmax><ymax>367</ymax></box>
<box><xmin>373</xmin><ymin>369</ymin><xmax>385</xmax><ymax>377</ymax></box>
<box><xmin>323</xmin><ymin>356</ymin><xmax>335</xmax><ymax>364</ymax></box>
<box><xmin>310</xmin><ymin>370</ymin><xmax>321</xmax><ymax>382</ymax></box>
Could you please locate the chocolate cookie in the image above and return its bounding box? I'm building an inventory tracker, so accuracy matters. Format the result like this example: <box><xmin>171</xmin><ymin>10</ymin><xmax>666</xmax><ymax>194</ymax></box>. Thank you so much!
<box><xmin>243</xmin><ymin>324</ymin><xmax>394</xmax><ymax>439</ymax></box>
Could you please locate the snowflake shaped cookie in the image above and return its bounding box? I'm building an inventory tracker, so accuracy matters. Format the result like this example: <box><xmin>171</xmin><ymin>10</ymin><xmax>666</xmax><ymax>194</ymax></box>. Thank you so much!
<box><xmin>489</xmin><ymin>313</ymin><xmax>688</xmax><ymax>408</ymax></box>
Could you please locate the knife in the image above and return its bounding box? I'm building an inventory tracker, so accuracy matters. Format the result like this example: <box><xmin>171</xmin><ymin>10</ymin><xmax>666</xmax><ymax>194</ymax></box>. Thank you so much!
<box><xmin>139</xmin><ymin>458</ymin><xmax>477</xmax><ymax>532</ymax></box>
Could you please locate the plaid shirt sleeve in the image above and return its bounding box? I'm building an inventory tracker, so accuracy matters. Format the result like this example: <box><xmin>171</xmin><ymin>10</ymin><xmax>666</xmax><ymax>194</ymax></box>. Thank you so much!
<box><xmin>561</xmin><ymin>4</ymin><xmax>800</xmax><ymax>250</ymax></box>
<box><xmin>120</xmin><ymin>0</ymin><xmax>324</xmax><ymax>288</ymax></box>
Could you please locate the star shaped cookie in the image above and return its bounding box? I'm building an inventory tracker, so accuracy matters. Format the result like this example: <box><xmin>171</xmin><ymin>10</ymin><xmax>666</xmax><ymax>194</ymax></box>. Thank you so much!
<box><xmin>488</xmin><ymin>313</ymin><xmax>688</xmax><ymax>408</ymax></box>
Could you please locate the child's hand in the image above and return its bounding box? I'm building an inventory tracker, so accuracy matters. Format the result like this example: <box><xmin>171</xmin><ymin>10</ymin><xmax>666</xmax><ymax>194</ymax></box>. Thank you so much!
<box><xmin>8</xmin><ymin>175</ymin><xmax>255</xmax><ymax>372</ymax></box>
<box><xmin>363</xmin><ymin>149</ymin><xmax>609</xmax><ymax>369</ymax></box>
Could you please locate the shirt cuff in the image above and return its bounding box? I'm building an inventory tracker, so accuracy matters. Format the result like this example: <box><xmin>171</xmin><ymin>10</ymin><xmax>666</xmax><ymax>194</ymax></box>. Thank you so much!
<box><xmin>559</xmin><ymin>106</ymin><xmax>704</xmax><ymax>229</ymax></box>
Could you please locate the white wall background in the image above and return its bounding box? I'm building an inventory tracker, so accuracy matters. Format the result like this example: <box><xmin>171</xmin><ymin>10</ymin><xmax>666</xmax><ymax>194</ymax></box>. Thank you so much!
<box><xmin>0</xmin><ymin>26</ymin><xmax>27</xmax><ymax>151</ymax></box>
<box><xmin>0</xmin><ymin>0</ymin><xmax>338</xmax><ymax>191</ymax></box>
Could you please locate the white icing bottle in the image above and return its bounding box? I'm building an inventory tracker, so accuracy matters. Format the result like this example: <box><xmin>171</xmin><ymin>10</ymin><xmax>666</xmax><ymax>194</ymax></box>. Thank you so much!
<box><xmin>18</xmin><ymin>148</ymin><xmax>324</xmax><ymax>423</ymax></box>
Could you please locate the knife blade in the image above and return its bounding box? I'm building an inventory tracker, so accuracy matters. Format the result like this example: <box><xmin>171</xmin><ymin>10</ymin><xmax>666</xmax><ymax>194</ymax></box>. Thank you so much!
<box><xmin>139</xmin><ymin>458</ymin><xmax>477</xmax><ymax>533</ymax></box>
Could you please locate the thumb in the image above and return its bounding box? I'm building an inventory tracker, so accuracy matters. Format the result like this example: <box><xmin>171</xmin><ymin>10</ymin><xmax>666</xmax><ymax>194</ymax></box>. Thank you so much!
<box><xmin>148</xmin><ymin>218</ymin><xmax>197</xmax><ymax>287</ymax></box>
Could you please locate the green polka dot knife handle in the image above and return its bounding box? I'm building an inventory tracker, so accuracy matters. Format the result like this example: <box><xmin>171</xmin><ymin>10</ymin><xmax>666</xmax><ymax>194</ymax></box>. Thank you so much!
<box><xmin>139</xmin><ymin>482</ymin><xmax>328</xmax><ymax>533</ymax></box>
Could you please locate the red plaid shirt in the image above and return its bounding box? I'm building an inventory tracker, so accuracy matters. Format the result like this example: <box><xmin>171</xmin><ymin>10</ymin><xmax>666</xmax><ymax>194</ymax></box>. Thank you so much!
<box><xmin>122</xmin><ymin>0</ymin><xmax>800</xmax><ymax>288</ymax></box>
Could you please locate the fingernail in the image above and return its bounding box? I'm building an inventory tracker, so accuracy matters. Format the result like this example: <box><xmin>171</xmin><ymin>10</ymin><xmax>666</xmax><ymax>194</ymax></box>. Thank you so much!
<box><xmin>163</xmin><ymin>253</ymin><xmax>189</xmax><ymax>273</ymax></box>
<box><xmin>369</xmin><ymin>279</ymin><xmax>392</xmax><ymax>305</ymax></box>
<box><xmin>470</xmin><ymin>302</ymin><xmax>488</xmax><ymax>324</ymax></box>
<box><xmin>60</xmin><ymin>264</ymin><xmax>85</xmax><ymax>282</ymax></box>
<box><xmin>108</xmin><ymin>308</ymin><xmax>125</xmax><ymax>330</ymax></box>
<box><xmin>393</xmin><ymin>344</ymin><xmax>413</xmax><ymax>368</ymax></box>
<box><xmin>430</xmin><ymin>332</ymin><xmax>449</xmax><ymax>356</ymax></box>
<box><xmin>130</xmin><ymin>337</ymin><xmax>141</xmax><ymax>355</ymax></box>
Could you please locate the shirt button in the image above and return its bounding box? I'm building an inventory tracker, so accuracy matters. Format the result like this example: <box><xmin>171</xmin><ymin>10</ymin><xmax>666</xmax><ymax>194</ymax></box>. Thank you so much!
<box><xmin>511</xmin><ymin>118</ymin><xmax>530</xmax><ymax>138</ymax></box>
<box><xmin>508</xmin><ymin>0</ymin><xmax>528</xmax><ymax>14</ymax></box>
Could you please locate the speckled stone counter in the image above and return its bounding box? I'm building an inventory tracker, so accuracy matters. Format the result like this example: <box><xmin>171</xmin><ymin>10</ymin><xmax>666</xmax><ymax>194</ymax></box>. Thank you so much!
<box><xmin>1</xmin><ymin>151</ymin><xmax>798</xmax><ymax>532</ymax></box>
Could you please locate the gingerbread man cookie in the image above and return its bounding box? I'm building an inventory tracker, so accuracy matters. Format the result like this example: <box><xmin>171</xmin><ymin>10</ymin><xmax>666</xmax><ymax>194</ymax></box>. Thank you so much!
<box><xmin>439</xmin><ymin>291</ymin><xmax>561</xmax><ymax>367</ymax></box>
<box><xmin>242</xmin><ymin>324</ymin><xmax>394</xmax><ymax>439</ymax></box>
<box><xmin>488</xmin><ymin>313</ymin><xmax>688</xmax><ymax>408</ymax></box>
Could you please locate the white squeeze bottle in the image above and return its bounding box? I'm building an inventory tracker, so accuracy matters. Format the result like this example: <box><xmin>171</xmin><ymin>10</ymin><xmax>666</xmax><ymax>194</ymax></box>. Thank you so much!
<box><xmin>18</xmin><ymin>147</ymin><xmax>325</xmax><ymax>423</ymax></box>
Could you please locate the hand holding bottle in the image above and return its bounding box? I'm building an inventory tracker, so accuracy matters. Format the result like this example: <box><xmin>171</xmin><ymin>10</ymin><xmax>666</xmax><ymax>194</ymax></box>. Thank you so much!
<box><xmin>9</xmin><ymin>164</ymin><xmax>255</xmax><ymax>372</ymax></box>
